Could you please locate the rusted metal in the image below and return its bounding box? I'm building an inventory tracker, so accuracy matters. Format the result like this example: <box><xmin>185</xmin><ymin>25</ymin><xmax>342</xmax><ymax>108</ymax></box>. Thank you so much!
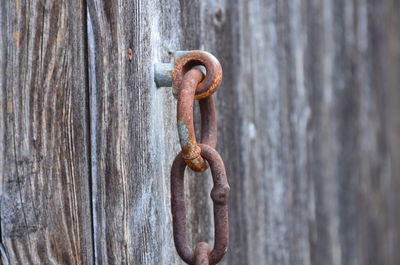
<box><xmin>177</xmin><ymin>69</ymin><xmax>218</xmax><ymax>172</ymax></box>
<box><xmin>154</xmin><ymin>50</ymin><xmax>206</xmax><ymax>89</ymax></box>
<box><xmin>194</xmin><ymin>242</ymin><xmax>211</xmax><ymax>265</ymax></box>
<box><xmin>154</xmin><ymin>63</ymin><xmax>174</xmax><ymax>87</ymax></box>
<box><xmin>199</xmin><ymin>96</ymin><xmax>217</xmax><ymax>149</ymax></box>
<box><xmin>173</xmin><ymin>50</ymin><xmax>222</xmax><ymax>100</ymax></box>
<box><xmin>171</xmin><ymin>144</ymin><xmax>230</xmax><ymax>265</ymax></box>
<box><xmin>128</xmin><ymin>48</ymin><xmax>133</xmax><ymax>60</ymax></box>
<box><xmin>170</xmin><ymin>50</ymin><xmax>228</xmax><ymax>264</ymax></box>
<box><xmin>177</xmin><ymin>69</ymin><xmax>207</xmax><ymax>171</ymax></box>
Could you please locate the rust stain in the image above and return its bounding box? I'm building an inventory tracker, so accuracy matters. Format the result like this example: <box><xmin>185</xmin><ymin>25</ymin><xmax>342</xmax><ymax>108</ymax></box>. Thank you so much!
<box><xmin>128</xmin><ymin>48</ymin><xmax>133</xmax><ymax>60</ymax></box>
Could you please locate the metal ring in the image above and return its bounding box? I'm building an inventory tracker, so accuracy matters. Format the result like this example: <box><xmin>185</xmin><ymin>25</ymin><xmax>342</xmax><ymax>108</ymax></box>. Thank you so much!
<box><xmin>194</xmin><ymin>242</ymin><xmax>211</xmax><ymax>265</ymax></box>
<box><xmin>173</xmin><ymin>50</ymin><xmax>222</xmax><ymax>100</ymax></box>
<box><xmin>177</xmin><ymin>69</ymin><xmax>218</xmax><ymax>172</ymax></box>
<box><xmin>171</xmin><ymin>144</ymin><xmax>230</xmax><ymax>265</ymax></box>
<box><xmin>199</xmin><ymin>96</ymin><xmax>217</xmax><ymax>149</ymax></box>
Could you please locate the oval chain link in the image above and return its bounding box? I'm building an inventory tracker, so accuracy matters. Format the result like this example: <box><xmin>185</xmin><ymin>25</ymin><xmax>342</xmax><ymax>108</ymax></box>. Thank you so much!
<box><xmin>171</xmin><ymin>145</ymin><xmax>230</xmax><ymax>265</ymax></box>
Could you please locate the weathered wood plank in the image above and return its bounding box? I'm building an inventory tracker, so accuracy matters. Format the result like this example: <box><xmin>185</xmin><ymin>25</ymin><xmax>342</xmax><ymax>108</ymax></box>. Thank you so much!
<box><xmin>0</xmin><ymin>1</ymin><xmax>93</xmax><ymax>264</ymax></box>
<box><xmin>386</xmin><ymin>1</ymin><xmax>400</xmax><ymax>263</ymax></box>
<box><xmin>87</xmin><ymin>0</ymin><xmax>183</xmax><ymax>264</ymax></box>
<box><xmin>229</xmin><ymin>0</ymin><xmax>400</xmax><ymax>264</ymax></box>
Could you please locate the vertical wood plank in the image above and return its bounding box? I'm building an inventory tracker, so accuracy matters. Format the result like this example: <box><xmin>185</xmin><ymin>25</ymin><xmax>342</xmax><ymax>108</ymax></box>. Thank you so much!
<box><xmin>227</xmin><ymin>0</ymin><xmax>400</xmax><ymax>264</ymax></box>
<box><xmin>0</xmin><ymin>0</ymin><xmax>93</xmax><ymax>264</ymax></box>
<box><xmin>386</xmin><ymin>1</ymin><xmax>400</xmax><ymax>263</ymax></box>
<box><xmin>87</xmin><ymin>0</ymin><xmax>184</xmax><ymax>264</ymax></box>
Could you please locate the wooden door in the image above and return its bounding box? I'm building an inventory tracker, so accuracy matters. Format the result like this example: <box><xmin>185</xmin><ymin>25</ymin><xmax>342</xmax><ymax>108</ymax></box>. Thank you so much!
<box><xmin>1</xmin><ymin>0</ymin><xmax>400</xmax><ymax>264</ymax></box>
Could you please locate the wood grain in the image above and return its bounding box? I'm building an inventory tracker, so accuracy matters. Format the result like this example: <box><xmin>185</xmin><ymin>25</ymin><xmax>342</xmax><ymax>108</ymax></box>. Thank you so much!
<box><xmin>2</xmin><ymin>0</ymin><xmax>400</xmax><ymax>264</ymax></box>
<box><xmin>227</xmin><ymin>0</ymin><xmax>400</xmax><ymax>264</ymax></box>
<box><xmin>179</xmin><ymin>0</ymin><xmax>400</xmax><ymax>264</ymax></box>
<box><xmin>87</xmin><ymin>0</ymin><xmax>183</xmax><ymax>264</ymax></box>
<box><xmin>0</xmin><ymin>1</ymin><xmax>92</xmax><ymax>264</ymax></box>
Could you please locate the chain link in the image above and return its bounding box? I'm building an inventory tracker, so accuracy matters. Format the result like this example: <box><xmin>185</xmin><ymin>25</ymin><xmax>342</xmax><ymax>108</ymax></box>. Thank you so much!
<box><xmin>170</xmin><ymin>51</ymin><xmax>230</xmax><ymax>265</ymax></box>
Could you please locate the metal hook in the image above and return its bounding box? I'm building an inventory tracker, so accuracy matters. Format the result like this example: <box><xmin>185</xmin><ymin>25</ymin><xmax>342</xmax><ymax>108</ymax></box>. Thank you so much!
<box><xmin>154</xmin><ymin>50</ymin><xmax>206</xmax><ymax>88</ymax></box>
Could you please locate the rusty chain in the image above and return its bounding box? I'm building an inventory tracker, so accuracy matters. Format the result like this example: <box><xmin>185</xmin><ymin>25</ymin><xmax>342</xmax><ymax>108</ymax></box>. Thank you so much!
<box><xmin>170</xmin><ymin>51</ymin><xmax>230</xmax><ymax>265</ymax></box>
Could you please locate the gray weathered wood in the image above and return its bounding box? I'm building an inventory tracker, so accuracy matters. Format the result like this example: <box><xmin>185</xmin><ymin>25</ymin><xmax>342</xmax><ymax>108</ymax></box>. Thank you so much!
<box><xmin>229</xmin><ymin>0</ymin><xmax>400</xmax><ymax>264</ymax></box>
<box><xmin>0</xmin><ymin>1</ymin><xmax>93</xmax><ymax>264</ymax></box>
<box><xmin>2</xmin><ymin>0</ymin><xmax>400</xmax><ymax>264</ymax></box>
<box><xmin>86</xmin><ymin>0</ymin><xmax>182</xmax><ymax>264</ymax></box>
